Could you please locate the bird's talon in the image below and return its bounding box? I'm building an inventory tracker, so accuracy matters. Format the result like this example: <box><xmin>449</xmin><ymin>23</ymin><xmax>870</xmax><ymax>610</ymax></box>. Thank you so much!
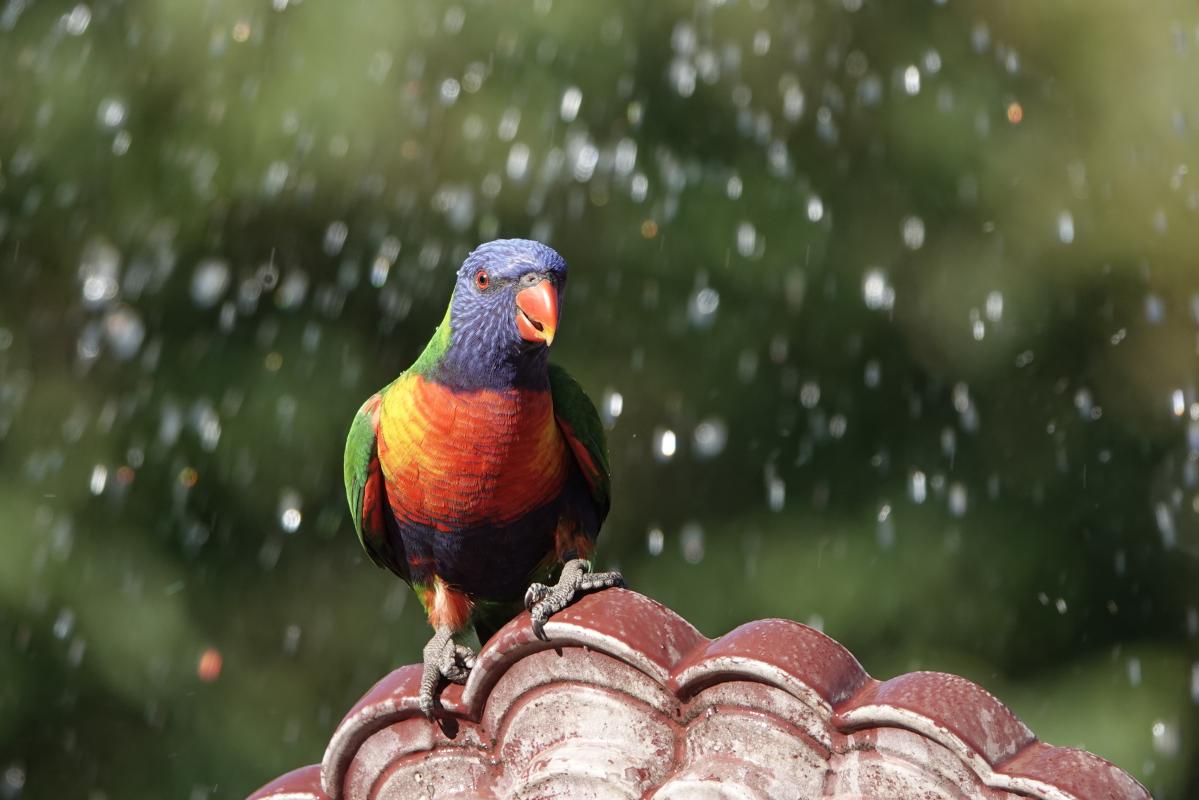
<box><xmin>524</xmin><ymin>582</ymin><xmax>551</xmax><ymax>609</ymax></box>
<box><xmin>524</xmin><ymin>559</ymin><xmax>624</xmax><ymax>641</ymax></box>
<box><xmin>418</xmin><ymin>626</ymin><xmax>476</xmax><ymax>716</ymax></box>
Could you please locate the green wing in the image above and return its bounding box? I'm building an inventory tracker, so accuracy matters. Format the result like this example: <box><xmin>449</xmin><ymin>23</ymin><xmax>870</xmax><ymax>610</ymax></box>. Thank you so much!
<box><xmin>343</xmin><ymin>387</ymin><xmax>407</xmax><ymax>580</ymax></box>
<box><xmin>548</xmin><ymin>363</ymin><xmax>611</xmax><ymax>525</ymax></box>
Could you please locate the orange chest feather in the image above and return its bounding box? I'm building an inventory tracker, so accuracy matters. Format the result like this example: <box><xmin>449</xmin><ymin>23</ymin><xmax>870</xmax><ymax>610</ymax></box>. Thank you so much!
<box><xmin>377</xmin><ymin>374</ymin><xmax>570</xmax><ymax>529</ymax></box>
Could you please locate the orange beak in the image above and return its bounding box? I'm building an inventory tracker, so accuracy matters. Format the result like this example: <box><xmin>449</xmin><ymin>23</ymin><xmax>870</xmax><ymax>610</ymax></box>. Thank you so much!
<box><xmin>515</xmin><ymin>279</ymin><xmax>558</xmax><ymax>346</ymax></box>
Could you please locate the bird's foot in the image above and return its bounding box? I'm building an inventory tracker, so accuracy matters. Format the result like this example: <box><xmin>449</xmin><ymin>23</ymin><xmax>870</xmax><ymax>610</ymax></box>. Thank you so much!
<box><xmin>419</xmin><ymin>625</ymin><xmax>476</xmax><ymax>718</ymax></box>
<box><xmin>523</xmin><ymin>558</ymin><xmax>625</xmax><ymax>641</ymax></box>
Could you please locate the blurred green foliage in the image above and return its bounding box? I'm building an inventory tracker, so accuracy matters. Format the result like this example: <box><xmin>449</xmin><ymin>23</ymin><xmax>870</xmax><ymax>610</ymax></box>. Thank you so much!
<box><xmin>1</xmin><ymin>0</ymin><xmax>1197</xmax><ymax>797</ymax></box>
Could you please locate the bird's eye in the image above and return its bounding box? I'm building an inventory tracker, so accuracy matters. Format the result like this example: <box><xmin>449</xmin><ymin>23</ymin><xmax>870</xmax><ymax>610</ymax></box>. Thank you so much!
<box><xmin>474</xmin><ymin>270</ymin><xmax>490</xmax><ymax>290</ymax></box>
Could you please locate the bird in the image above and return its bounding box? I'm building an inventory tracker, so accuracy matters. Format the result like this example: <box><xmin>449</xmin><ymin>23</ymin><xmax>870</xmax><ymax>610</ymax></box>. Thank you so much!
<box><xmin>343</xmin><ymin>239</ymin><xmax>622</xmax><ymax>717</ymax></box>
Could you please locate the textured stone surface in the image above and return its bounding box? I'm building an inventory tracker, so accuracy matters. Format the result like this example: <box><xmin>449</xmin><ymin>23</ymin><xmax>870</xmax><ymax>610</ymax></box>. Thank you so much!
<box><xmin>247</xmin><ymin>589</ymin><xmax>1149</xmax><ymax>800</ymax></box>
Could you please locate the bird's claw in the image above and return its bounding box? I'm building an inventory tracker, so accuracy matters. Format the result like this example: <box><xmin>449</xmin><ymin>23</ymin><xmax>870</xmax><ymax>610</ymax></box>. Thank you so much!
<box><xmin>419</xmin><ymin>626</ymin><xmax>476</xmax><ymax>718</ymax></box>
<box><xmin>524</xmin><ymin>558</ymin><xmax>624</xmax><ymax>641</ymax></box>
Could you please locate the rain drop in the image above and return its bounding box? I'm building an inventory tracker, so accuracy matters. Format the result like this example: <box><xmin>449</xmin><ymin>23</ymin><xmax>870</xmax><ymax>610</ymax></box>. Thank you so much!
<box><xmin>323</xmin><ymin>221</ymin><xmax>349</xmax><ymax>256</ymax></box>
<box><xmin>102</xmin><ymin>305</ymin><xmax>145</xmax><ymax>360</ymax></box>
<box><xmin>767</xmin><ymin>476</ymin><xmax>785</xmax><ymax>511</ymax></box>
<box><xmin>89</xmin><ymin>464</ymin><xmax>107</xmax><ymax>495</ymax></box>
<box><xmin>909</xmin><ymin>470</ymin><xmax>927</xmax><ymax>504</ymax></box>
<box><xmin>96</xmin><ymin>98</ymin><xmax>127</xmax><ymax>129</ymax></box>
<box><xmin>806</xmin><ymin>195</ymin><xmax>824</xmax><ymax>222</ymax></box>
<box><xmin>680</xmin><ymin>523</ymin><xmax>705</xmax><ymax>564</ymax></box>
<box><xmin>278</xmin><ymin>489</ymin><xmax>302</xmax><ymax>533</ymax></box>
<box><xmin>79</xmin><ymin>238</ymin><xmax>121</xmax><ymax>309</ymax></box>
<box><xmin>692</xmin><ymin>418</ymin><xmax>728</xmax><ymax>458</ymax></box>
<box><xmin>64</xmin><ymin>3</ymin><xmax>90</xmax><ymax>35</ymax></box>
<box><xmin>901</xmin><ymin>216</ymin><xmax>925</xmax><ymax>249</ymax></box>
<box><xmin>903</xmin><ymin>65</ymin><xmax>921</xmax><ymax>95</ymax></box>
<box><xmin>560</xmin><ymin>86</ymin><xmax>583</xmax><ymax>122</ymax></box>
<box><xmin>862</xmin><ymin>269</ymin><xmax>895</xmax><ymax>311</ymax></box>
<box><xmin>948</xmin><ymin>482</ymin><xmax>967</xmax><ymax>517</ymax></box>
<box><xmin>646</xmin><ymin>526</ymin><xmax>664</xmax><ymax>556</ymax></box>
<box><xmin>654</xmin><ymin>428</ymin><xmax>677</xmax><ymax>462</ymax></box>
<box><xmin>985</xmin><ymin>291</ymin><xmax>1004</xmax><ymax>322</ymax></box>
<box><xmin>877</xmin><ymin>504</ymin><xmax>895</xmax><ymax>549</ymax></box>
<box><xmin>688</xmin><ymin>287</ymin><xmax>720</xmax><ymax>328</ymax></box>
<box><xmin>1057</xmin><ymin>211</ymin><xmax>1075</xmax><ymax>244</ymax></box>
<box><xmin>191</xmin><ymin>259</ymin><xmax>230</xmax><ymax>308</ymax></box>
<box><xmin>736</xmin><ymin>222</ymin><xmax>757</xmax><ymax>257</ymax></box>
<box><xmin>507</xmin><ymin>143</ymin><xmax>531</xmax><ymax>182</ymax></box>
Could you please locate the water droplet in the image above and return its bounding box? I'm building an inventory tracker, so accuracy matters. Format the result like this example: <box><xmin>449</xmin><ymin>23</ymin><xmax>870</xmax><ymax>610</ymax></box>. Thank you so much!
<box><xmin>439</xmin><ymin>78</ymin><xmax>461</xmax><ymax>105</ymax></box>
<box><xmin>571</xmin><ymin>141</ymin><xmax>598</xmax><ymax>182</ymax></box>
<box><xmin>190</xmin><ymin>400</ymin><xmax>222</xmax><ymax>452</ymax></box>
<box><xmin>497</xmin><ymin>108</ymin><xmax>521</xmax><ymax>141</ymax></box>
<box><xmin>799</xmin><ymin>381</ymin><xmax>821</xmax><ymax>409</ymax></box>
<box><xmin>282</xmin><ymin>624</ymin><xmax>302</xmax><ymax>656</ymax></box>
<box><xmin>1152</xmin><ymin>719</ymin><xmax>1180</xmax><ymax>757</ymax></box>
<box><xmin>862</xmin><ymin>268</ymin><xmax>895</xmax><ymax>311</ymax></box>
<box><xmin>613</xmin><ymin>138</ymin><xmax>637</xmax><ymax>175</ymax></box>
<box><xmin>1173</xmin><ymin>389</ymin><xmax>1187</xmax><ymax>417</ymax></box>
<box><xmin>3</xmin><ymin>765</ymin><xmax>26</xmax><ymax>797</ymax></box>
<box><xmin>278</xmin><ymin>489</ymin><xmax>302</xmax><ymax>533</ymax></box>
<box><xmin>52</xmin><ymin>608</ymin><xmax>74</xmax><ymax>639</ymax></box>
<box><xmin>560</xmin><ymin>86</ymin><xmax>582</xmax><ymax>122</ymax></box>
<box><xmin>1127</xmin><ymin>657</ymin><xmax>1142</xmax><ymax>688</ymax></box>
<box><xmin>901</xmin><ymin>216</ymin><xmax>925</xmax><ymax>249</ymax></box>
<box><xmin>112</xmin><ymin>129</ymin><xmax>131</xmax><ymax>156</ymax></box>
<box><xmin>736</xmin><ymin>222</ymin><xmax>757</xmax><ymax>257</ymax></box>
<box><xmin>1144</xmin><ymin>294</ymin><xmax>1165</xmax><ymax>325</ymax></box>
<box><xmin>646</xmin><ymin>526</ymin><xmax>664</xmax><ymax>556</ymax></box>
<box><xmin>909</xmin><ymin>470</ymin><xmax>927</xmax><ymax>504</ymax></box>
<box><xmin>323</xmin><ymin>221</ymin><xmax>348</xmax><ymax>256</ymax></box>
<box><xmin>877</xmin><ymin>504</ymin><xmax>895</xmax><ymax>549</ymax></box>
<box><xmin>829</xmin><ymin>414</ymin><xmax>847</xmax><ymax>438</ymax></box>
<box><xmin>654</xmin><ymin>428</ymin><xmax>677</xmax><ymax>462</ymax></box>
<box><xmin>276</xmin><ymin>270</ymin><xmax>309</xmax><ymax>310</ymax></box>
<box><xmin>688</xmin><ymin>287</ymin><xmax>720</xmax><ymax>328</ymax></box>
<box><xmin>726</xmin><ymin>175</ymin><xmax>743</xmax><ymax>200</ymax></box>
<box><xmin>507</xmin><ymin>143</ymin><xmax>531</xmax><ymax>182</ymax></box>
<box><xmin>985</xmin><ymin>291</ymin><xmax>1004</xmax><ymax>322</ymax></box>
<box><xmin>1155</xmin><ymin>502</ymin><xmax>1177</xmax><ymax>549</ymax></box>
<box><xmin>89</xmin><ymin>464</ymin><xmax>107</xmax><ymax>495</ymax></box>
<box><xmin>902</xmin><ymin>65</ymin><xmax>921</xmax><ymax>95</ymax></box>
<box><xmin>971</xmin><ymin>22</ymin><xmax>991</xmax><ymax>53</ymax></box>
<box><xmin>948</xmin><ymin>482</ymin><xmax>967</xmax><ymax>517</ymax></box>
<box><xmin>601</xmin><ymin>389</ymin><xmax>623</xmax><ymax>426</ymax></box>
<box><xmin>806</xmin><ymin>195</ymin><xmax>824</xmax><ymax>222</ymax></box>
<box><xmin>1057</xmin><ymin>211</ymin><xmax>1075</xmax><ymax>244</ymax></box>
<box><xmin>680</xmin><ymin>523</ymin><xmax>705</xmax><ymax>564</ymax></box>
<box><xmin>693</xmin><ymin>418</ymin><xmax>727</xmax><ymax>458</ymax></box>
<box><xmin>783</xmin><ymin>84</ymin><xmax>805</xmax><ymax>122</ymax></box>
<box><xmin>191</xmin><ymin>259</ymin><xmax>230</xmax><ymax>308</ymax></box>
<box><xmin>102</xmin><ymin>305</ymin><xmax>145</xmax><ymax>360</ymax></box>
<box><xmin>96</xmin><ymin>98</ymin><xmax>127</xmax><ymax>129</ymax></box>
<box><xmin>767</xmin><ymin>476</ymin><xmax>786</xmax><ymax>511</ymax></box>
<box><xmin>79</xmin><ymin>238</ymin><xmax>121</xmax><ymax>309</ymax></box>
<box><xmin>64</xmin><ymin>3</ymin><xmax>90</xmax><ymax>35</ymax></box>
<box><xmin>630</xmin><ymin>173</ymin><xmax>648</xmax><ymax>201</ymax></box>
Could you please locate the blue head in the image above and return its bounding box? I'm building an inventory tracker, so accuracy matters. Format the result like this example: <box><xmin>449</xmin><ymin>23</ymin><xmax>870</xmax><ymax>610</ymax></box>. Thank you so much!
<box><xmin>435</xmin><ymin>239</ymin><xmax>568</xmax><ymax>391</ymax></box>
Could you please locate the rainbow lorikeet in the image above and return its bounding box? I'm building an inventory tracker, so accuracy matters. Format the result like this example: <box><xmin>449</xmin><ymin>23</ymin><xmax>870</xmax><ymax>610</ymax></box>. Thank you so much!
<box><xmin>343</xmin><ymin>239</ymin><xmax>622</xmax><ymax>716</ymax></box>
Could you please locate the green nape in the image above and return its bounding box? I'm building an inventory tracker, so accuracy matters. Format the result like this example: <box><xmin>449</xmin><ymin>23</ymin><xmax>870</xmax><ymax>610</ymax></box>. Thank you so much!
<box><xmin>409</xmin><ymin>301</ymin><xmax>453</xmax><ymax>376</ymax></box>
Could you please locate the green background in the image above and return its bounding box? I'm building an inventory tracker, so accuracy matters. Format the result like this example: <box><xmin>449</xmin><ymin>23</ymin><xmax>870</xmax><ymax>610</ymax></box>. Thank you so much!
<box><xmin>1</xmin><ymin>0</ymin><xmax>1197</xmax><ymax>797</ymax></box>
